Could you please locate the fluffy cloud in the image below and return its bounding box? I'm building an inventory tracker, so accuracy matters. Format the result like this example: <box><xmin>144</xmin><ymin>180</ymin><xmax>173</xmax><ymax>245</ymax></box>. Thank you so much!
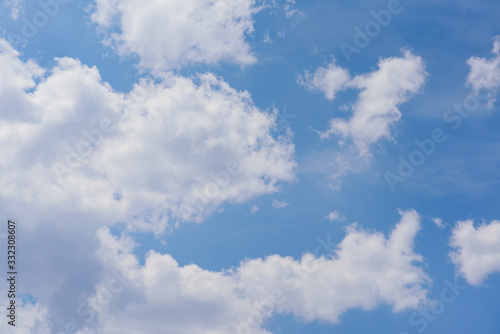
<box><xmin>467</xmin><ymin>35</ymin><xmax>500</xmax><ymax>108</ymax></box>
<box><xmin>450</xmin><ymin>219</ymin><xmax>500</xmax><ymax>285</ymax></box>
<box><xmin>0</xmin><ymin>38</ymin><xmax>296</xmax><ymax>232</ymax></box>
<box><xmin>58</xmin><ymin>209</ymin><xmax>429</xmax><ymax>333</ymax></box>
<box><xmin>298</xmin><ymin>57</ymin><xmax>350</xmax><ymax>100</ymax></box>
<box><xmin>301</xmin><ymin>50</ymin><xmax>427</xmax><ymax>156</ymax></box>
<box><xmin>91</xmin><ymin>0</ymin><xmax>260</xmax><ymax>71</ymax></box>
<box><xmin>79</xmin><ymin>228</ymin><xmax>265</xmax><ymax>334</ymax></box>
<box><xmin>236</xmin><ymin>209</ymin><xmax>428</xmax><ymax>325</ymax></box>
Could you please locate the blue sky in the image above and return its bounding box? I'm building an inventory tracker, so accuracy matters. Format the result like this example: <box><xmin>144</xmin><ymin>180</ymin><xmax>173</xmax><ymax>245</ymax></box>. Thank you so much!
<box><xmin>0</xmin><ymin>0</ymin><xmax>500</xmax><ymax>333</ymax></box>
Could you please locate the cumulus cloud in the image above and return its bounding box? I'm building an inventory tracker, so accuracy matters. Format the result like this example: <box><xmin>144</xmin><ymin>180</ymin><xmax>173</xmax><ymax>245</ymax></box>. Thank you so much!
<box><xmin>450</xmin><ymin>219</ymin><xmax>500</xmax><ymax>285</ymax></box>
<box><xmin>91</xmin><ymin>0</ymin><xmax>260</xmax><ymax>71</ymax></box>
<box><xmin>301</xmin><ymin>50</ymin><xmax>427</xmax><ymax>156</ymax></box>
<box><xmin>77</xmin><ymin>228</ymin><xmax>266</xmax><ymax>334</ymax></box>
<box><xmin>467</xmin><ymin>35</ymin><xmax>500</xmax><ymax>108</ymax></box>
<box><xmin>56</xmin><ymin>209</ymin><xmax>429</xmax><ymax>334</ymax></box>
<box><xmin>0</xmin><ymin>38</ymin><xmax>296</xmax><ymax>232</ymax></box>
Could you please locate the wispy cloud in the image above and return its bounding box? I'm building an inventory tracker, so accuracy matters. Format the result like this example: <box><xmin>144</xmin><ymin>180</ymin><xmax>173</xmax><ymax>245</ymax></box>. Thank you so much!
<box><xmin>272</xmin><ymin>199</ymin><xmax>290</xmax><ymax>208</ymax></box>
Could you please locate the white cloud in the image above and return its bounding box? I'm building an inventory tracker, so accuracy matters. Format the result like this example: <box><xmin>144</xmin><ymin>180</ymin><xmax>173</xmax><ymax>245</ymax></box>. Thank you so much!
<box><xmin>250</xmin><ymin>205</ymin><xmax>259</xmax><ymax>213</ymax></box>
<box><xmin>0</xmin><ymin>38</ymin><xmax>296</xmax><ymax>232</ymax></box>
<box><xmin>432</xmin><ymin>217</ymin><xmax>445</xmax><ymax>229</ymax></box>
<box><xmin>467</xmin><ymin>35</ymin><xmax>500</xmax><ymax>108</ymax></box>
<box><xmin>272</xmin><ymin>199</ymin><xmax>290</xmax><ymax>208</ymax></box>
<box><xmin>52</xmin><ymin>209</ymin><xmax>428</xmax><ymax>333</ymax></box>
<box><xmin>326</xmin><ymin>210</ymin><xmax>343</xmax><ymax>222</ymax></box>
<box><xmin>91</xmin><ymin>0</ymin><xmax>260</xmax><ymax>71</ymax></box>
<box><xmin>298</xmin><ymin>57</ymin><xmax>350</xmax><ymax>100</ymax></box>
<box><xmin>263</xmin><ymin>30</ymin><xmax>273</xmax><ymax>44</ymax></box>
<box><xmin>450</xmin><ymin>219</ymin><xmax>500</xmax><ymax>285</ymax></box>
<box><xmin>302</xmin><ymin>50</ymin><xmax>427</xmax><ymax>156</ymax></box>
<box><xmin>2</xmin><ymin>209</ymin><xmax>428</xmax><ymax>334</ymax></box>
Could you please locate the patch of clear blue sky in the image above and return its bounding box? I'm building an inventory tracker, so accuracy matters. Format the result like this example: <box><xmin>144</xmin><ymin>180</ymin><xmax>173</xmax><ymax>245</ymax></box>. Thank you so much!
<box><xmin>2</xmin><ymin>0</ymin><xmax>500</xmax><ymax>333</ymax></box>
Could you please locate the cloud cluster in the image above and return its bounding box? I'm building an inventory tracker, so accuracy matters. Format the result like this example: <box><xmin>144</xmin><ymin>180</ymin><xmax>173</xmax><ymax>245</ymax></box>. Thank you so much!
<box><xmin>301</xmin><ymin>50</ymin><xmax>427</xmax><ymax>156</ymax></box>
<box><xmin>91</xmin><ymin>0</ymin><xmax>260</xmax><ymax>71</ymax></box>
<box><xmin>0</xmin><ymin>38</ymin><xmax>296</xmax><ymax>232</ymax></box>
<box><xmin>467</xmin><ymin>35</ymin><xmax>500</xmax><ymax>108</ymax></box>
<box><xmin>3</xmin><ymin>0</ymin><xmax>498</xmax><ymax>332</ymax></box>
<box><xmin>450</xmin><ymin>219</ymin><xmax>500</xmax><ymax>285</ymax></box>
<box><xmin>53</xmin><ymin>209</ymin><xmax>429</xmax><ymax>333</ymax></box>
